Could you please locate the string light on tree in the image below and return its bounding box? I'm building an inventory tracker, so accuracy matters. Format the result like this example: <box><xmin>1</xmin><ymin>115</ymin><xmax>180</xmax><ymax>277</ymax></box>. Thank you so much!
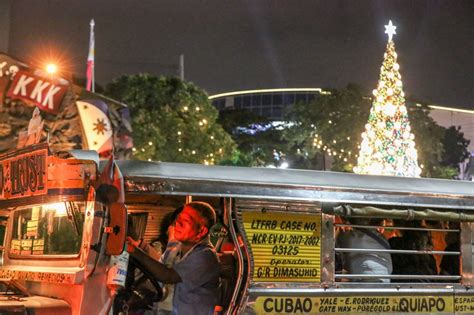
<box><xmin>354</xmin><ymin>20</ymin><xmax>421</xmax><ymax>177</ymax></box>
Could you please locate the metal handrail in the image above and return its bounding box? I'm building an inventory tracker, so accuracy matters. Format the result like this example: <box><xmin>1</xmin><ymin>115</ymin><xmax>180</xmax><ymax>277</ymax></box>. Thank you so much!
<box><xmin>334</xmin><ymin>247</ymin><xmax>460</xmax><ymax>255</ymax></box>
<box><xmin>334</xmin><ymin>223</ymin><xmax>459</xmax><ymax>233</ymax></box>
<box><xmin>335</xmin><ymin>274</ymin><xmax>461</xmax><ymax>280</ymax></box>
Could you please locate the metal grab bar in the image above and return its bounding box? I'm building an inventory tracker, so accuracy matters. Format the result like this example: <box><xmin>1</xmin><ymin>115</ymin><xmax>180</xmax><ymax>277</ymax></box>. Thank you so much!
<box><xmin>335</xmin><ymin>274</ymin><xmax>461</xmax><ymax>280</ymax></box>
<box><xmin>334</xmin><ymin>223</ymin><xmax>459</xmax><ymax>233</ymax></box>
<box><xmin>334</xmin><ymin>247</ymin><xmax>460</xmax><ymax>255</ymax></box>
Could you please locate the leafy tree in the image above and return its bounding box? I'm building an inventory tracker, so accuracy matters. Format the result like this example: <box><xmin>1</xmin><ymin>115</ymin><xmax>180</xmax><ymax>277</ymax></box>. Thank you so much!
<box><xmin>217</xmin><ymin>109</ymin><xmax>287</xmax><ymax>167</ymax></box>
<box><xmin>441</xmin><ymin>126</ymin><xmax>470</xmax><ymax>168</ymax></box>
<box><xmin>105</xmin><ymin>74</ymin><xmax>235</xmax><ymax>163</ymax></box>
<box><xmin>405</xmin><ymin>101</ymin><xmax>447</xmax><ymax>177</ymax></box>
<box><xmin>283</xmin><ymin>84</ymin><xmax>371</xmax><ymax>171</ymax></box>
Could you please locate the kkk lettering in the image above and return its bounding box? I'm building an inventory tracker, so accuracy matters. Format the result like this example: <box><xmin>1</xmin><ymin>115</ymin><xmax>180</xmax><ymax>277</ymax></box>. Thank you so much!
<box><xmin>243</xmin><ymin>211</ymin><xmax>321</xmax><ymax>282</ymax></box>
<box><xmin>6</xmin><ymin>70</ymin><xmax>68</xmax><ymax>114</ymax></box>
<box><xmin>0</xmin><ymin>149</ymin><xmax>47</xmax><ymax>199</ymax></box>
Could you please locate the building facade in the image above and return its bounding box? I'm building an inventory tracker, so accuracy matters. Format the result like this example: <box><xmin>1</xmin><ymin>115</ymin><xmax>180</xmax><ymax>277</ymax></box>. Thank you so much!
<box><xmin>210</xmin><ymin>88</ymin><xmax>329</xmax><ymax>120</ymax></box>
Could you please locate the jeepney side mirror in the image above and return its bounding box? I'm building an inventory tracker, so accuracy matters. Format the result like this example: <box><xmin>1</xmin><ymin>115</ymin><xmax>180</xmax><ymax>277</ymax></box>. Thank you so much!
<box><xmin>106</xmin><ymin>202</ymin><xmax>127</xmax><ymax>255</ymax></box>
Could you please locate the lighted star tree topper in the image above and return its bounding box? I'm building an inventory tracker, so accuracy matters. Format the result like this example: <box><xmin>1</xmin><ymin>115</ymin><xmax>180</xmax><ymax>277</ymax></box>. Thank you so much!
<box><xmin>354</xmin><ymin>20</ymin><xmax>421</xmax><ymax>177</ymax></box>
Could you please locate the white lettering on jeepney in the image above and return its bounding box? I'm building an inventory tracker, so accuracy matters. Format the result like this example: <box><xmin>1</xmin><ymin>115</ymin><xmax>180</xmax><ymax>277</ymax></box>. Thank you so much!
<box><xmin>41</xmin><ymin>85</ymin><xmax>61</xmax><ymax>109</ymax></box>
<box><xmin>30</xmin><ymin>80</ymin><xmax>50</xmax><ymax>103</ymax></box>
<box><xmin>0</xmin><ymin>62</ymin><xmax>6</xmax><ymax>76</ymax></box>
<box><xmin>12</xmin><ymin>74</ymin><xmax>34</xmax><ymax>96</ymax></box>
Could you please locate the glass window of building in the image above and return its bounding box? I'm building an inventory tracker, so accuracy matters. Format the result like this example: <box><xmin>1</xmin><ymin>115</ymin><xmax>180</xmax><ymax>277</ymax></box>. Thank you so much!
<box><xmin>262</xmin><ymin>106</ymin><xmax>272</xmax><ymax>117</ymax></box>
<box><xmin>273</xmin><ymin>93</ymin><xmax>283</xmax><ymax>105</ymax></box>
<box><xmin>235</xmin><ymin>96</ymin><xmax>242</xmax><ymax>109</ymax></box>
<box><xmin>272</xmin><ymin>106</ymin><xmax>282</xmax><ymax>119</ymax></box>
<box><xmin>262</xmin><ymin>94</ymin><xmax>272</xmax><ymax>106</ymax></box>
<box><xmin>242</xmin><ymin>95</ymin><xmax>251</xmax><ymax>108</ymax></box>
<box><xmin>252</xmin><ymin>94</ymin><xmax>262</xmax><ymax>106</ymax></box>
<box><xmin>296</xmin><ymin>93</ymin><xmax>307</xmax><ymax>104</ymax></box>
<box><xmin>283</xmin><ymin>93</ymin><xmax>295</xmax><ymax>106</ymax></box>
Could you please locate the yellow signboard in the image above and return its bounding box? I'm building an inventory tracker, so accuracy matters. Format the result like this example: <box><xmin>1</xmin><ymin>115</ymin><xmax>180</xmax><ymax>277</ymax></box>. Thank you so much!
<box><xmin>254</xmin><ymin>296</ymin><xmax>454</xmax><ymax>314</ymax></box>
<box><xmin>455</xmin><ymin>296</ymin><xmax>474</xmax><ymax>313</ymax></box>
<box><xmin>242</xmin><ymin>211</ymin><xmax>321</xmax><ymax>282</ymax></box>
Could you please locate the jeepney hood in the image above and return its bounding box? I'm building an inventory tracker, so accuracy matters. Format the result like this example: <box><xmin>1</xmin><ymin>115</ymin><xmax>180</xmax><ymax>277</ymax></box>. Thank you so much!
<box><xmin>0</xmin><ymin>294</ymin><xmax>71</xmax><ymax>314</ymax></box>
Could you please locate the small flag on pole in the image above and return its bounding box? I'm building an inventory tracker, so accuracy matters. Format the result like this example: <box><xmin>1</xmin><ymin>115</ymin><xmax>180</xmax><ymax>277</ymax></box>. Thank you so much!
<box><xmin>86</xmin><ymin>19</ymin><xmax>95</xmax><ymax>92</ymax></box>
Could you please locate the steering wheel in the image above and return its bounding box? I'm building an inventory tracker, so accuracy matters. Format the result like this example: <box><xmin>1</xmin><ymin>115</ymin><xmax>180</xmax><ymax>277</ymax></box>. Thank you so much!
<box><xmin>113</xmin><ymin>255</ymin><xmax>164</xmax><ymax>314</ymax></box>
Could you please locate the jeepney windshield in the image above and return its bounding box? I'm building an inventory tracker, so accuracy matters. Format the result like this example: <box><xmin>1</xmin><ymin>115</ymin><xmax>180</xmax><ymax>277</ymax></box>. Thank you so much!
<box><xmin>9</xmin><ymin>202</ymin><xmax>85</xmax><ymax>256</ymax></box>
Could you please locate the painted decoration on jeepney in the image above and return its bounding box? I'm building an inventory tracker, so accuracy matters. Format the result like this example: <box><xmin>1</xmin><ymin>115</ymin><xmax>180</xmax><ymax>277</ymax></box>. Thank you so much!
<box><xmin>0</xmin><ymin>147</ymin><xmax>47</xmax><ymax>200</ymax></box>
<box><xmin>242</xmin><ymin>211</ymin><xmax>321</xmax><ymax>282</ymax></box>
<box><xmin>0</xmin><ymin>269</ymin><xmax>77</xmax><ymax>284</ymax></box>
<box><xmin>254</xmin><ymin>295</ymin><xmax>454</xmax><ymax>314</ymax></box>
<box><xmin>6</xmin><ymin>70</ymin><xmax>69</xmax><ymax>115</ymax></box>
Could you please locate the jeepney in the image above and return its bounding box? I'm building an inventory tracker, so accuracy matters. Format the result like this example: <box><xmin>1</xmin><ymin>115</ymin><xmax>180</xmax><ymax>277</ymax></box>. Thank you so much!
<box><xmin>0</xmin><ymin>143</ymin><xmax>127</xmax><ymax>314</ymax></box>
<box><xmin>1</xmin><ymin>143</ymin><xmax>474</xmax><ymax>314</ymax></box>
<box><xmin>117</xmin><ymin>159</ymin><xmax>474</xmax><ymax>315</ymax></box>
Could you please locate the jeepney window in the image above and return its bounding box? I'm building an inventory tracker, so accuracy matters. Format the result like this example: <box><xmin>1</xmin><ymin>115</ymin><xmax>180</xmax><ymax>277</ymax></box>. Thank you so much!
<box><xmin>335</xmin><ymin>217</ymin><xmax>460</xmax><ymax>283</ymax></box>
<box><xmin>10</xmin><ymin>202</ymin><xmax>85</xmax><ymax>256</ymax></box>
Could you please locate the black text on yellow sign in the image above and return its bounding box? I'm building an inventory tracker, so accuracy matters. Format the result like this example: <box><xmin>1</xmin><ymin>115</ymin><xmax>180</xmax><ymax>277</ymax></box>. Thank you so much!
<box><xmin>254</xmin><ymin>296</ymin><xmax>455</xmax><ymax>314</ymax></box>
<box><xmin>242</xmin><ymin>212</ymin><xmax>321</xmax><ymax>282</ymax></box>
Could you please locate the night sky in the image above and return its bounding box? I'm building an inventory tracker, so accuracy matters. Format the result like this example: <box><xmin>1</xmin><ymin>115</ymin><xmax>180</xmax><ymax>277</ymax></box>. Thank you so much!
<box><xmin>7</xmin><ymin>0</ymin><xmax>474</xmax><ymax>109</ymax></box>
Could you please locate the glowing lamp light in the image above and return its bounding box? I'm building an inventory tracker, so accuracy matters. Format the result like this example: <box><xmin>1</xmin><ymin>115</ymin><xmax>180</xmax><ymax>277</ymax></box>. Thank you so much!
<box><xmin>46</xmin><ymin>63</ymin><xmax>58</xmax><ymax>74</ymax></box>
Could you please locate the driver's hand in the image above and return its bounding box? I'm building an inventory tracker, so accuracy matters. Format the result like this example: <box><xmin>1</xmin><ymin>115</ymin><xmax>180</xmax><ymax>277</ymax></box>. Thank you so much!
<box><xmin>127</xmin><ymin>236</ymin><xmax>140</xmax><ymax>253</ymax></box>
<box><xmin>168</xmin><ymin>225</ymin><xmax>176</xmax><ymax>241</ymax></box>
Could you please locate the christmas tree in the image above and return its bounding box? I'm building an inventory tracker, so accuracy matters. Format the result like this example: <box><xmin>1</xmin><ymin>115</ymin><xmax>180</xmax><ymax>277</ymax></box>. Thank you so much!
<box><xmin>354</xmin><ymin>21</ymin><xmax>421</xmax><ymax>177</ymax></box>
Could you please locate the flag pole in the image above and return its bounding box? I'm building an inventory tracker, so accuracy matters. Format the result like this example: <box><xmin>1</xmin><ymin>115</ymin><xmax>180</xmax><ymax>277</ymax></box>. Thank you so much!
<box><xmin>91</xmin><ymin>19</ymin><xmax>95</xmax><ymax>92</ymax></box>
<box><xmin>87</xmin><ymin>19</ymin><xmax>95</xmax><ymax>92</ymax></box>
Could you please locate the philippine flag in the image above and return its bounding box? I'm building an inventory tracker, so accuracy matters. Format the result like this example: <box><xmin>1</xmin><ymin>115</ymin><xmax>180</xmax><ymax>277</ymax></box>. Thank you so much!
<box><xmin>76</xmin><ymin>99</ymin><xmax>113</xmax><ymax>155</ymax></box>
<box><xmin>96</xmin><ymin>155</ymin><xmax>125</xmax><ymax>204</ymax></box>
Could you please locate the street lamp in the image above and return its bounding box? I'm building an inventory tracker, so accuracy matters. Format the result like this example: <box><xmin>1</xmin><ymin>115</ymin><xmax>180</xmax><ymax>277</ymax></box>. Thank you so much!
<box><xmin>45</xmin><ymin>63</ymin><xmax>58</xmax><ymax>74</ymax></box>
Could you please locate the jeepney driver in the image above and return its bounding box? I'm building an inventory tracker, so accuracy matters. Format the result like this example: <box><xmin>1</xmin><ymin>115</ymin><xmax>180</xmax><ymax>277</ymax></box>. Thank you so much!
<box><xmin>127</xmin><ymin>202</ymin><xmax>220</xmax><ymax>315</ymax></box>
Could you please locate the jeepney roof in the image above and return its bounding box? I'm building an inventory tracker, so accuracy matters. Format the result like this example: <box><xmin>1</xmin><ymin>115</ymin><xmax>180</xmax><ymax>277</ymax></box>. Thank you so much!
<box><xmin>115</xmin><ymin>160</ymin><xmax>474</xmax><ymax>209</ymax></box>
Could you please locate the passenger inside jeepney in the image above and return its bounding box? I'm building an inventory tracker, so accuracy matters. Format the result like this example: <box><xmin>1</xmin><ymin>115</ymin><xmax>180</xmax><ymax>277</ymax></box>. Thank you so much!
<box><xmin>336</xmin><ymin>217</ymin><xmax>392</xmax><ymax>283</ymax></box>
<box><xmin>389</xmin><ymin>220</ymin><xmax>437</xmax><ymax>282</ymax></box>
<box><xmin>439</xmin><ymin>221</ymin><xmax>460</xmax><ymax>276</ymax></box>
<box><xmin>127</xmin><ymin>202</ymin><xmax>221</xmax><ymax>315</ymax></box>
